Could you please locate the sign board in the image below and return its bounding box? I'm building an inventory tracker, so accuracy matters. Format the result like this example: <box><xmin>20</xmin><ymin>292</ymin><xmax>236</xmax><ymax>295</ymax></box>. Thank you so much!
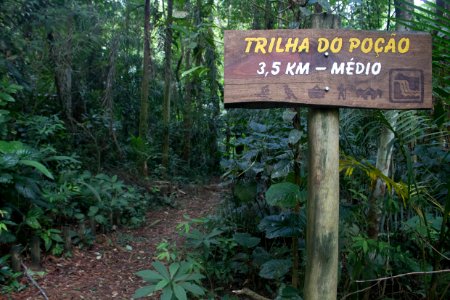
<box><xmin>224</xmin><ymin>29</ymin><xmax>432</xmax><ymax>109</ymax></box>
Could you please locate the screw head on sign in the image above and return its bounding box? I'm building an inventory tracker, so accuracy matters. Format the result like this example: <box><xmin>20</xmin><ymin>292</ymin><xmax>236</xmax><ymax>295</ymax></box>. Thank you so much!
<box><xmin>324</xmin><ymin>52</ymin><xmax>329</xmax><ymax>57</ymax></box>
<box><xmin>325</xmin><ymin>86</ymin><xmax>330</xmax><ymax>92</ymax></box>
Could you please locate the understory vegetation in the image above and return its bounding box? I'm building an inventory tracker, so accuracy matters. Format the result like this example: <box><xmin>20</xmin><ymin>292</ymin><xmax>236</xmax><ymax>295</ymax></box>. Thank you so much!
<box><xmin>1</xmin><ymin>0</ymin><xmax>449</xmax><ymax>299</ymax></box>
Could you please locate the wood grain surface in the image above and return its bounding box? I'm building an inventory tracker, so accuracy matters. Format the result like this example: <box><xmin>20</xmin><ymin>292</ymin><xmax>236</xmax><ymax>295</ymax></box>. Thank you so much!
<box><xmin>224</xmin><ymin>29</ymin><xmax>432</xmax><ymax>109</ymax></box>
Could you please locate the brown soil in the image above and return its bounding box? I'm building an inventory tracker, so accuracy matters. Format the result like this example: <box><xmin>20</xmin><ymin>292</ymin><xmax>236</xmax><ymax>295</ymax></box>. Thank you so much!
<box><xmin>6</xmin><ymin>182</ymin><xmax>223</xmax><ymax>300</ymax></box>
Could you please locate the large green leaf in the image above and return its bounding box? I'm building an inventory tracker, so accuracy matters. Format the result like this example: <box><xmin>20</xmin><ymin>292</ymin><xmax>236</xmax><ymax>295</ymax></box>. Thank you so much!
<box><xmin>265</xmin><ymin>182</ymin><xmax>304</xmax><ymax>208</ymax></box>
<box><xmin>152</xmin><ymin>261</ymin><xmax>170</xmax><ymax>280</ymax></box>
<box><xmin>169</xmin><ymin>262</ymin><xmax>180</xmax><ymax>279</ymax></box>
<box><xmin>233</xmin><ymin>181</ymin><xmax>257</xmax><ymax>203</ymax></box>
<box><xmin>259</xmin><ymin>259</ymin><xmax>292</xmax><ymax>280</ymax></box>
<box><xmin>0</xmin><ymin>231</ymin><xmax>17</xmax><ymax>243</ymax></box>
<box><xmin>19</xmin><ymin>160</ymin><xmax>54</xmax><ymax>179</ymax></box>
<box><xmin>176</xmin><ymin>273</ymin><xmax>204</xmax><ymax>282</ymax></box>
<box><xmin>176</xmin><ymin>261</ymin><xmax>192</xmax><ymax>278</ymax></box>
<box><xmin>88</xmin><ymin>206</ymin><xmax>99</xmax><ymax>217</ymax></box>
<box><xmin>50</xmin><ymin>232</ymin><xmax>63</xmax><ymax>243</ymax></box>
<box><xmin>258</xmin><ymin>212</ymin><xmax>306</xmax><ymax>238</ymax></box>
<box><xmin>0</xmin><ymin>92</ymin><xmax>15</xmax><ymax>103</ymax></box>
<box><xmin>136</xmin><ymin>270</ymin><xmax>164</xmax><ymax>282</ymax></box>
<box><xmin>161</xmin><ymin>287</ymin><xmax>173</xmax><ymax>300</ymax></box>
<box><xmin>181</xmin><ymin>66</ymin><xmax>207</xmax><ymax>79</ymax></box>
<box><xmin>15</xmin><ymin>182</ymin><xmax>40</xmax><ymax>201</ymax></box>
<box><xmin>180</xmin><ymin>282</ymin><xmax>205</xmax><ymax>296</ymax></box>
<box><xmin>0</xmin><ymin>154</ymin><xmax>19</xmax><ymax>168</ymax></box>
<box><xmin>276</xmin><ymin>285</ymin><xmax>303</xmax><ymax>300</ymax></box>
<box><xmin>173</xmin><ymin>284</ymin><xmax>187</xmax><ymax>300</ymax></box>
<box><xmin>252</xmin><ymin>247</ymin><xmax>272</xmax><ymax>267</ymax></box>
<box><xmin>288</xmin><ymin>129</ymin><xmax>302</xmax><ymax>145</ymax></box>
<box><xmin>0</xmin><ymin>173</ymin><xmax>13</xmax><ymax>184</ymax></box>
<box><xmin>249</xmin><ymin>121</ymin><xmax>268</xmax><ymax>133</ymax></box>
<box><xmin>271</xmin><ymin>160</ymin><xmax>291</xmax><ymax>179</ymax></box>
<box><xmin>233</xmin><ymin>232</ymin><xmax>260</xmax><ymax>248</ymax></box>
<box><xmin>132</xmin><ymin>285</ymin><xmax>156</xmax><ymax>299</ymax></box>
<box><xmin>43</xmin><ymin>235</ymin><xmax>51</xmax><ymax>251</ymax></box>
<box><xmin>80</xmin><ymin>182</ymin><xmax>102</xmax><ymax>202</ymax></box>
<box><xmin>154</xmin><ymin>279</ymin><xmax>169</xmax><ymax>291</ymax></box>
<box><xmin>94</xmin><ymin>215</ymin><xmax>107</xmax><ymax>224</ymax></box>
<box><xmin>0</xmin><ymin>141</ymin><xmax>26</xmax><ymax>154</ymax></box>
<box><xmin>25</xmin><ymin>216</ymin><xmax>41</xmax><ymax>229</ymax></box>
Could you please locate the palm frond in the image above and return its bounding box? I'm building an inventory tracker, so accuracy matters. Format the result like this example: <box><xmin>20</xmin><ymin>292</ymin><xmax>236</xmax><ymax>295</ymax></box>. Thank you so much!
<box><xmin>340</xmin><ymin>155</ymin><xmax>409</xmax><ymax>203</ymax></box>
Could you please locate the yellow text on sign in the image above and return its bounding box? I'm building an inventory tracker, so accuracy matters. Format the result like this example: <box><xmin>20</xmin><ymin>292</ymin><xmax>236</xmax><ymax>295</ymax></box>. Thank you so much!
<box><xmin>244</xmin><ymin>36</ymin><xmax>410</xmax><ymax>56</ymax></box>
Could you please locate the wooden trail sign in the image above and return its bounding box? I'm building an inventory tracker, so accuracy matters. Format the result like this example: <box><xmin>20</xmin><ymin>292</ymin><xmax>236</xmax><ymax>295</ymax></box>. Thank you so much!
<box><xmin>224</xmin><ymin>29</ymin><xmax>432</xmax><ymax>109</ymax></box>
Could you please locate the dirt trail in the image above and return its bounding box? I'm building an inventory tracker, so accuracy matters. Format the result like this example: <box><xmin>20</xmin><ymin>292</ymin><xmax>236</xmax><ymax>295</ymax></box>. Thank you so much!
<box><xmin>7</xmin><ymin>183</ymin><xmax>223</xmax><ymax>300</ymax></box>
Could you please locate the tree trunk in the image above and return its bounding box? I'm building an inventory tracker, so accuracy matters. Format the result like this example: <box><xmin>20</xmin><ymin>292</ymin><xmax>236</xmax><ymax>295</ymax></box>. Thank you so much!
<box><xmin>182</xmin><ymin>47</ymin><xmax>193</xmax><ymax>164</ymax></box>
<box><xmin>63</xmin><ymin>225</ymin><xmax>72</xmax><ymax>252</ymax></box>
<box><xmin>364</xmin><ymin>3</ymin><xmax>411</xmax><ymax>299</ymax></box>
<box><xmin>367</xmin><ymin>0</ymin><xmax>412</xmax><ymax>240</ymax></box>
<box><xmin>162</xmin><ymin>0</ymin><xmax>174</xmax><ymax>173</ymax></box>
<box><xmin>277</xmin><ymin>0</ymin><xmax>284</xmax><ymax>28</ymax></box>
<box><xmin>186</xmin><ymin>0</ymin><xmax>204</xmax><ymax>165</ymax></box>
<box><xmin>264</xmin><ymin>0</ymin><xmax>274</xmax><ymax>29</ymax></box>
<box><xmin>10</xmin><ymin>245</ymin><xmax>22</xmax><ymax>273</ymax></box>
<box><xmin>304</xmin><ymin>13</ymin><xmax>340</xmax><ymax>300</ymax></box>
<box><xmin>367</xmin><ymin>112</ymin><xmax>398</xmax><ymax>239</ymax></box>
<box><xmin>47</xmin><ymin>15</ymin><xmax>73</xmax><ymax>123</ymax></box>
<box><xmin>89</xmin><ymin>216</ymin><xmax>96</xmax><ymax>237</ymax></box>
<box><xmin>205</xmin><ymin>0</ymin><xmax>220</xmax><ymax>171</ymax></box>
<box><xmin>78</xmin><ymin>220</ymin><xmax>86</xmax><ymax>243</ymax></box>
<box><xmin>102</xmin><ymin>37</ymin><xmax>123</xmax><ymax>156</ymax></box>
<box><xmin>30</xmin><ymin>235</ymin><xmax>41</xmax><ymax>271</ymax></box>
<box><xmin>139</xmin><ymin>0</ymin><xmax>152</xmax><ymax>176</ymax></box>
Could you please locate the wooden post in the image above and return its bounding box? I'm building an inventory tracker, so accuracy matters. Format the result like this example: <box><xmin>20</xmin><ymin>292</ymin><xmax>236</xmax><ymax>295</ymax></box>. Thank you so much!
<box><xmin>78</xmin><ymin>220</ymin><xmax>86</xmax><ymax>242</ymax></box>
<box><xmin>89</xmin><ymin>216</ymin><xmax>96</xmax><ymax>237</ymax></box>
<box><xmin>30</xmin><ymin>235</ymin><xmax>41</xmax><ymax>270</ymax></box>
<box><xmin>304</xmin><ymin>14</ymin><xmax>340</xmax><ymax>300</ymax></box>
<box><xmin>63</xmin><ymin>225</ymin><xmax>72</xmax><ymax>252</ymax></box>
<box><xmin>10</xmin><ymin>245</ymin><xmax>22</xmax><ymax>273</ymax></box>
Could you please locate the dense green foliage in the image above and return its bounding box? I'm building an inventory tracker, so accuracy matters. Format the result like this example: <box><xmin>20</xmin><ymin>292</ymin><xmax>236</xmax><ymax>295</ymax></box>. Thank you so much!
<box><xmin>1</xmin><ymin>0</ymin><xmax>449</xmax><ymax>299</ymax></box>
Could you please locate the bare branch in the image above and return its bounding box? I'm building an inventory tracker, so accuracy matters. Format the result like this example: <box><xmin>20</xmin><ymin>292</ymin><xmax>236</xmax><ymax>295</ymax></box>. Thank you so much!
<box><xmin>340</xmin><ymin>282</ymin><xmax>380</xmax><ymax>300</ymax></box>
<box><xmin>21</xmin><ymin>262</ymin><xmax>49</xmax><ymax>300</ymax></box>
<box><xmin>233</xmin><ymin>288</ymin><xmax>271</xmax><ymax>300</ymax></box>
<box><xmin>355</xmin><ymin>269</ymin><xmax>450</xmax><ymax>283</ymax></box>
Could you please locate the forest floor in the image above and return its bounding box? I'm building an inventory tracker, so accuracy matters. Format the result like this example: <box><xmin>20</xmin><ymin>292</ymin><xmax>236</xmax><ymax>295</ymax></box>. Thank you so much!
<box><xmin>7</xmin><ymin>181</ymin><xmax>223</xmax><ymax>300</ymax></box>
